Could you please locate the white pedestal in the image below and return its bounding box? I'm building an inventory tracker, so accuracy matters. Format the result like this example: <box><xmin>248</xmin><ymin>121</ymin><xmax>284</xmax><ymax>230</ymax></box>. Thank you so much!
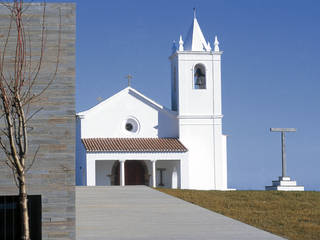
<box><xmin>265</xmin><ymin>176</ymin><xmax>304</xmax><ymax>191</ymax></box>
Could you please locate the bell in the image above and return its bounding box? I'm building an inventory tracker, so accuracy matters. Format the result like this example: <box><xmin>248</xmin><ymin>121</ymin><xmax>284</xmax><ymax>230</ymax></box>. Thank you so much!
<box><xmin>196</xmin><ymin>75</ymin><xmax>205</xmax><ymax>86</ymax></box>
<box><xmin>195</xmin><ymin>68</ymin><xmax>205</xmax><ymax>88</ymax></box>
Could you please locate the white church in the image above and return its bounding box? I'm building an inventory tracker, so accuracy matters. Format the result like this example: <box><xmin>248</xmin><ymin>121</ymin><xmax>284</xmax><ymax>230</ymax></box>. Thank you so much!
<box><xmin>76</xmin><ymin>14</ymin><xmax>228</xmax><ymax>190</ymax></box>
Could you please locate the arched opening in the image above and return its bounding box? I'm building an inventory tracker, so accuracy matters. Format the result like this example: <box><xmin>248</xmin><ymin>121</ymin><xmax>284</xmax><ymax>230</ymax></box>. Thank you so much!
<box><xmin>194</xmin><ymin>64</ymin><xmax>206</xmax><ymax>89</ymax></box>
<box><xmin>111</xmin><ymin>160</ymin><xmax>149</xmax><ymax>185</ymax></box>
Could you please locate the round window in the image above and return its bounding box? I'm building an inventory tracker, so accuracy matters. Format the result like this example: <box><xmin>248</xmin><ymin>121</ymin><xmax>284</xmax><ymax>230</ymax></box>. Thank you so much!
<box><xmin>124</xmin><ymin>117</ymin><xmax>140</xmax><ymax>134</ymax></box>
<box><xmin>125</xmin><ymin>123</ymin><xmax>133</xmax><ymax>131</ymax></box>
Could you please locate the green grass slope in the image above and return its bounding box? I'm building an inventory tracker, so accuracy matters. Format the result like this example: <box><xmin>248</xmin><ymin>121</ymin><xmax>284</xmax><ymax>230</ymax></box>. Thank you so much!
<box><xmin>157</xmin><ymin>189</ymin><xmax>320</xmax><ymax>240</ymax></box>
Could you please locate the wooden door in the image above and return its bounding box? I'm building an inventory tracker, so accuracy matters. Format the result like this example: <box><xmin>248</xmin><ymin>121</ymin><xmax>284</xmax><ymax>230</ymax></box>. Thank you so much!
<box><xmin>114</xmin><ymin>161</ymin><xmax>146</xmax><ymax>185</ymax></box>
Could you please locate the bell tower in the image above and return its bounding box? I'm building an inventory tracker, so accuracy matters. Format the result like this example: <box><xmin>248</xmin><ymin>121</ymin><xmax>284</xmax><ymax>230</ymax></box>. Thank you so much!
<box><xmin>170</xmin><ymin>12</ymin><xmax>228</xmax><ymax>190</ymax></box>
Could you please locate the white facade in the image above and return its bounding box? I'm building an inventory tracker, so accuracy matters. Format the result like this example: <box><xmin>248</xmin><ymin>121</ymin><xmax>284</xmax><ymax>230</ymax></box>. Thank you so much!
<box><xmin>169</xmin><ymin>16</ymin><xmax>227</xmax><ymax>190</ymax></box>
<box><xmin>76</xmin><ymin>14</ymin><xmax>228</xmax><ymax>190</ymax></box>
<box><xmin>76</xmin><ymin>87</ymin><xmax>185</xmax><ymax>188</ymax></box>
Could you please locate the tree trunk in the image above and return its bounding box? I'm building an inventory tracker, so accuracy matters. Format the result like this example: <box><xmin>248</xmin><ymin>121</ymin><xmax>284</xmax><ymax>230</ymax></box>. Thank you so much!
<box><xmin>19</xmin><ymin>174</ymin><xmax>30</xmax><ymax>240</ymax></box>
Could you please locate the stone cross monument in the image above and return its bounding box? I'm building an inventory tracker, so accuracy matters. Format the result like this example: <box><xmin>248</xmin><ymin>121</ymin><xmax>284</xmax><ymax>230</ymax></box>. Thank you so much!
<box><xmin>265</xmin><ymin>128</ymin><xmax>304</xmax><ymax>191</ymax></box>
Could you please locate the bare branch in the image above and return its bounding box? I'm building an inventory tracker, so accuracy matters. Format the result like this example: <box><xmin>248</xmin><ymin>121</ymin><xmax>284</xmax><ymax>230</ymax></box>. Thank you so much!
<box><xmin>26</xmin><ymin>107</ymin><xmax>43</xmax><ymax>123</ymax></box>
<box><xmin>24</xmin><ymin>2</ymin><xmax>47</xmax><ymax>101</ymax></box>
<box><xmin>4</xmin><ymin>159</ymin><xmax>19</xmax><ymax>188</ymax></box>
<box><xmin>9</xmin><ymin>163</ymin><xmax>19</xmax><ymax>188</ymax></box>
<box><xmin>25</xmin><ymin>145</ymin><xmax>39</xmax><ymax>173</ymax></box>
<box><xmin>0</xmin><ymin>2</ymin><xmax>62</xmax><ymax>239</ymax></box>
<box><xmin>0</xmin><ymin>137</ymin><xmax>16</xmax><ymax>168</ymax></box>
<box><xmin>0</xmin><ymin>128</ymin><xmax>9</xmax><ymax>137</ymax></box>
<box><xmin>0</xmin><ymin>10</ymin><xmax>13</xmax><ymax>87</ymax></box>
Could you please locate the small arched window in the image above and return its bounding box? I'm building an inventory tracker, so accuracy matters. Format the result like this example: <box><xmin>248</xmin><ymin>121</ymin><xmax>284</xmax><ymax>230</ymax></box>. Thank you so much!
<box><xmin>194</xmin><ymin>64</ymin><xmax>206</xmax><ymax>89</ymax></box>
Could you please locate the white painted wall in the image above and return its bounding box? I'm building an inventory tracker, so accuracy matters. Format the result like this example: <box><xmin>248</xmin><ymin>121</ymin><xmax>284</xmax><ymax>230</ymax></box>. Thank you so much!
<box><xmin>176</xmin><ymin>52</ymin><xmax>215</xmax><ymax>116</ymax></box>
<box><xmin>78</xmin><ymin>88</ymin><xmax>178</xmax><ymax>139</ymax></box>
<box><xmin>170</xmin><ymin>49</ymin><xmax>228</xmax><ymax>190</ymax></box>
<box><xmin>96</xmin><ymin>160</ymin><xmax>116</xmax><ymax>186</ymax></box>
<box><xmin>76</xmin><ymin>88</ymin><xmax>182</xmax><ymax>187</ymax></box>
<box><xmin>179</xmin><ymin>119</ymin><xmax>215</xmax><ymax>189</ymax></box>
<box><xmin>156</xmin><ymin>160</ymin><xmax>180</xmax><ymax>188</ymax></box>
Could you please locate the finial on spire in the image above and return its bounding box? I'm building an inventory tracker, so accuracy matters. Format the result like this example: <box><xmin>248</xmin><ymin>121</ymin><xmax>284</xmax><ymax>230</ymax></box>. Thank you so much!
<box><xmin>214</xmin><ymin>35</ymin><xmax>220</xmax><ymax>52</ymax></box>
<box><xmin>179</xmin><ymin>35</ymin><xmax>184</xmax><ymax>51</ymax></box>
<box><xmin>172</xmin><ymin>40</ymin><xmax>177</xmax><ymax>53</ymax></box>
<box><xmin>193</xmin><ymin>8</ymin><xmax>196</xmax><ymax>19</ymax></box>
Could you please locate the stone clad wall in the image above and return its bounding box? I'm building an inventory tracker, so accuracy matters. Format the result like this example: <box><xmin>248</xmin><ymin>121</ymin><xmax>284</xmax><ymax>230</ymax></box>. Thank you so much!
<box><xmin>0</xmin><ymin>3</ymin><xmax>76</xmax><ymax>240</ymax></box>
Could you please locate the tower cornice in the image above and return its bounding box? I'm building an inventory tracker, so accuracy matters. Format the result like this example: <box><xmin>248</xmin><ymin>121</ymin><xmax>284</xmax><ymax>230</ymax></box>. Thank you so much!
<box><xmin>169</xmin><ymin>50</ymin><xmax>223</xmax><ymax>59</ymax></box>
<box><xmin>178</xmin><ymin>115</ymin><xmax>224</xmax><ymax>119</ymax></box>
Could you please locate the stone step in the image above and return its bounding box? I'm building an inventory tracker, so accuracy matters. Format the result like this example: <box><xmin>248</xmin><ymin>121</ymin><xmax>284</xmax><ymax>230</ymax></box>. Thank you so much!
<box><xmin>278</xmin><ymin>176</ymin><xmax>291</xmax><ymax>181</ymax></box>
<box><xmin>265</xmin><ymin>185</ymin><xmax>305</xmax><ymax>191</ymax></box>
<box><xmin>272</xmin><ymin>180</ymin><xmax>297</xmax><ymax>186</ymax></box>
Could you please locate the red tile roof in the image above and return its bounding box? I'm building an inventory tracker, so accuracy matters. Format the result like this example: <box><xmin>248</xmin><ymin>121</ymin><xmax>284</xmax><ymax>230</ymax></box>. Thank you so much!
<box><xmin>82</xmin><ymin>138</ymin><xmax>188</xmax><ymax>153</ymax></box>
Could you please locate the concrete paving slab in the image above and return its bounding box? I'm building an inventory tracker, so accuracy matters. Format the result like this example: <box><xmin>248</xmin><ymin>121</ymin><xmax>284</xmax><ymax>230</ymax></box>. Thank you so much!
<box><xmin>76</xmin><ymin>186</ymin><xmax>286</xmax><ymax>240</ymax></box>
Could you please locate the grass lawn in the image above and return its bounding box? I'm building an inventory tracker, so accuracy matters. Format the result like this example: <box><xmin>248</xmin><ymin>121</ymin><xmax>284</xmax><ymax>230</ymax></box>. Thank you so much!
<box><xmin>156</xmin><ymin>189</ymin><xmax>320</xmax><ymax>240</ymax></box>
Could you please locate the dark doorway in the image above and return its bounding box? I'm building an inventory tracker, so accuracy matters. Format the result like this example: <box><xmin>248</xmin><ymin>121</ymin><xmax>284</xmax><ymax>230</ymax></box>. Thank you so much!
<box><xmin>114</xmin><ymin>160</ymin><xmax>147</xmax><ymax>185</ymax></box>
<box><xmin>0</xmin><ymin>195</ymin><xmax>41</xmax><ymax>240</ymax></box>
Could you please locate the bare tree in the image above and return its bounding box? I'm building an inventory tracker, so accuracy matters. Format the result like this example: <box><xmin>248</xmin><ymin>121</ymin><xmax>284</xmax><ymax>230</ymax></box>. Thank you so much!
<box><xmin>0</xmin><ymin>1</ymin><xmax>61</xmax><ymax>239</ymax></box>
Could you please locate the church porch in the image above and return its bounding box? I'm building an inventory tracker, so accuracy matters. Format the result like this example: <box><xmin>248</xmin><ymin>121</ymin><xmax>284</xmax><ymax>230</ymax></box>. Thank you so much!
<box><xmin>86</xmin><ymin>153</ymin><xmax>186</xmax><ymax>188</ymax></box>
<box><xmin>81</xmin><ymin>138</ymin><xmax>188</xmax><ymax>188</ymax></box>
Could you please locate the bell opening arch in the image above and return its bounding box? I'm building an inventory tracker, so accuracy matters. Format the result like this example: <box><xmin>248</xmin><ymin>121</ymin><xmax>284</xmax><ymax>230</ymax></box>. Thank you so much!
<box><xmin>193</xmin><ymin>63</ymin><xmax>206</xmax><ymax>89</ymax></box>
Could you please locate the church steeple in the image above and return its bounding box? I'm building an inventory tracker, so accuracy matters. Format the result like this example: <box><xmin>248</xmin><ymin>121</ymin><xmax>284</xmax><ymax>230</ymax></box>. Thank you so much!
<box><xmin>169</xmin><ymin>10</ymin><xmax>228</xmax><ymax>190</ymax></box>
<box><xmin>183</xmin><ymin>9</ymin><xmax>211</xmax><ymax>51</ymax></box>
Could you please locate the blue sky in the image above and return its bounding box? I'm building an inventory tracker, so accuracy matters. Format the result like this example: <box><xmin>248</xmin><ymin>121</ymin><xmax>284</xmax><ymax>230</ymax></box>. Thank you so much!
<box><xmin>67</xmin><ymin>0</ymin><xmax>320</xmax><ymax>190</ymax></box>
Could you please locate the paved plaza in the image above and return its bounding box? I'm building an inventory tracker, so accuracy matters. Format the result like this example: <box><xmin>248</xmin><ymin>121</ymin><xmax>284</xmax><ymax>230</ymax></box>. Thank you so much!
<box><xmin>76</xmin><ymin>186</ymin><xmax>286</xmax><ymax>240</ymax></box>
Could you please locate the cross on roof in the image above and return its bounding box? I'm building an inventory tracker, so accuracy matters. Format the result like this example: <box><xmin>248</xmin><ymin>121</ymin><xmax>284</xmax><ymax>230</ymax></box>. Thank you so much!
<box><xmin>126</xmin><ymin>74</ymin><xmax>133</xmax><ymax>87</ymax></box>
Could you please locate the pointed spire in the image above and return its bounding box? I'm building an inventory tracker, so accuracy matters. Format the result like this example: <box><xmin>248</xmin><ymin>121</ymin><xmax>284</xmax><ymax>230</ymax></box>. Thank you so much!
<box><xmin>214</xmin><ymin>35</ymin><xmax>220</xmax><ymax>52</ymax></box>
<box><xmin>179</xmin><ymin>35</ymin><xmax>184</xmax><ymax>51</ymax></box>
<box><xmin>183</xmin><ymin>10</ymin><xmax>210</xmax><ymax>51</ymax></box>
<box><xmin>172</xmin><ymin>40</ymin><xmax>177</xmax><ymax>53</ymax></box>
<box><xmin>207</xmin><ymin>41</ymin><xmax>211</xmax><ymax>51</ymax></box>
<box><xmin>193</xmin><ymin>8</ymin><xmax>196</xmax><ymax>19</ymax></box>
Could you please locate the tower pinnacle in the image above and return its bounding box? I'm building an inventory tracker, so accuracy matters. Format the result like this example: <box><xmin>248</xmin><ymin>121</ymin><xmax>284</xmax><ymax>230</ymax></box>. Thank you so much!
<box><xmin>179</xmin><ymin>35</ymin><xmax>184</xmax><ymax>51</ymax></box>
<box><xmin>207</xmin><ymin>41</ymin><xmax>212</xmax><ymax>51</ymax></box>
<box><xmin>214</xmin><ymin>35</ymin><xmax>220</xmax><ymax>52</ymax></box>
